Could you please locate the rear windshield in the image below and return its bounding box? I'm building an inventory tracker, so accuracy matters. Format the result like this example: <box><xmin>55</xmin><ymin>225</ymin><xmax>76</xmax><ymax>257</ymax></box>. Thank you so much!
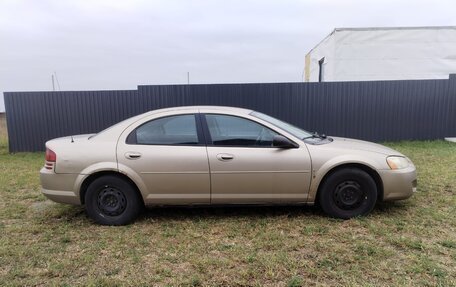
<box><xmin>89</xmin><ymin>115</ymin><xmax>143</xmax><ymax>139</ymax></box>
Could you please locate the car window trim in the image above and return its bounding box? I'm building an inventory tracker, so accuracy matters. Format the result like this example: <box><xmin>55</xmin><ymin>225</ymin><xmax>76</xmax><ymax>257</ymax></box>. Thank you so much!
<box><xmin>200</xmin><ymin>113</ymin><xmax>298</xmax><ymax>148</ymax></box>
<box><xmin>125</xmin><ymin>113</ymin><xmax>206</xmax><ymax>146</ymax></box>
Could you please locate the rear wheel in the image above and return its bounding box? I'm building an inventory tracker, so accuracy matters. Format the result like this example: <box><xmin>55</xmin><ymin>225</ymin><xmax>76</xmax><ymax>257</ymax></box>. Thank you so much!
<box><xmin>85</xmin><ymin>175</ymin><xmax>142</xmax><ymax>225</ymax></box>
<box><xmin>319</xmin><ymin>168</ymin><xmax>377</xmax><ymax>219</ymax></box>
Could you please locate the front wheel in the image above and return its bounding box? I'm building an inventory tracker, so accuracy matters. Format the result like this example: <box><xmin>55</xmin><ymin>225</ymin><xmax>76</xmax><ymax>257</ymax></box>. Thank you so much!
<box><xmin>85</xmin><ymin>175</ymin><xmax>143</xmax><ymax>225</ymax></box>
<box><xmin>318</xmin><ymin>168</ymin><xmax>377</xmax><ymax>219</ymax></box>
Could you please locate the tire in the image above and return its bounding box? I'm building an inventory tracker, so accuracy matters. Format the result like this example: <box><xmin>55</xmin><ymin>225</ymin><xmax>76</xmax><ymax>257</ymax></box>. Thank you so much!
<box><xmin>318</xmin><ymin>168</ymin><xmax>377</xmax><ymax>219</ymax></box>
<box><xmin>84</xmin><ymin>175</ymin><xmax>143</xmax><ymax>225</ymax></box>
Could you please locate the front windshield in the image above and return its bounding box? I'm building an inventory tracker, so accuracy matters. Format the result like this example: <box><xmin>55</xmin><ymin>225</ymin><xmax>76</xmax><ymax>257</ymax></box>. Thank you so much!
<box><xmin>250</xmin><ymin>111</ymin><xmax>312</xmax><ymax>139</ymax></box>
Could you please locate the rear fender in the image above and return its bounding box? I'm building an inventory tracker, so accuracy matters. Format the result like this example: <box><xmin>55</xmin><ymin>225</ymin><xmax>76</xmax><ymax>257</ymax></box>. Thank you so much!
<box><xmin>73</xmin><ymin>162</ymin><xmax>148</xmax><ymax>203</ymax></box>
<box><xmin>73</xmin><ymin>162</ymin><xmax>118</xmax><ymax>200</ymax></box>
<box><xmin>116</xmin><ymin>163</ymin><xmax>149</xmax><ymax>200</ymax></box>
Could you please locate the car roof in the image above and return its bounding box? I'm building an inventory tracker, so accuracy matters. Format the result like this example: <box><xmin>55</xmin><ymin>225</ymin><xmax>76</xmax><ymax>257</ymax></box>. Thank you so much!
<box><xmin>92</xmin><ymin>106</ymin><xmax>255</xmax><ymax>141</ymax></box>
<box><xmin>148</xmin><ymin>105</ymin><xmax>253</xmax><ymax>115</ymax></box>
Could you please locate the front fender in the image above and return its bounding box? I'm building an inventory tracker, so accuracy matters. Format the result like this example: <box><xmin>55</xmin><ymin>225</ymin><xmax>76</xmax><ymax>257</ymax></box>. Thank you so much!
<box><xmin>308</xmin><ymin>154</ymin><xmax>384</xmax><ymax>202</ymax></box>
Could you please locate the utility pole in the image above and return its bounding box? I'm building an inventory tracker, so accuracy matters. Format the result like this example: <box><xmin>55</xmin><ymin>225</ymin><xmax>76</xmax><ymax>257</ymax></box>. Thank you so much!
<box><xmin>187</xmin><ymin>72</ymin><xmax>190</xmax><ymax>85</ymax></box>
<box><xmin>52</xmin><ymin>75</ymin><xmax>55</xmax><ymax>91</ymax></box>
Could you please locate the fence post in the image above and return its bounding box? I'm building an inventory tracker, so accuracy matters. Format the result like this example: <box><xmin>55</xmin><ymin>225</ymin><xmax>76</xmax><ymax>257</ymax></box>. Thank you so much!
<box><xmin>447</xmin><ymin>74</ymin><xmax>456</xmax><ymax>138</ymax></box>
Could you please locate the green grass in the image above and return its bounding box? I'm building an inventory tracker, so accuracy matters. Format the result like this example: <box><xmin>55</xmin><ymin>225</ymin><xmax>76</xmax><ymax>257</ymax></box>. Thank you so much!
<box><xmin>0</xmin><ymin>138</ymin><xmax>455</xmax><ymax>286</ymax></box>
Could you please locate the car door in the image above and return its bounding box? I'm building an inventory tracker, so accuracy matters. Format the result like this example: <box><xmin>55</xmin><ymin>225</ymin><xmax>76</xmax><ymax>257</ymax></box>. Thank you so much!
<box><xmin>116</xmin><ymin>113</ymin><xmax>210</xmax><ymax>205</ymax></box>
<box><xmin>202</xmin><ymin>113</ymin><xmax>312</xmax><ymax>204</ymax></box>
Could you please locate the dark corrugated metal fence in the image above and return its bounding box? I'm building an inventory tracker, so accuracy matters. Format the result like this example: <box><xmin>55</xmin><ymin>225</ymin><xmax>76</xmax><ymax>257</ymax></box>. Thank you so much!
<box><xmin>4</xmin><ymin>75</ymin><xmax>456</xmax><ymax>152</ymax></box>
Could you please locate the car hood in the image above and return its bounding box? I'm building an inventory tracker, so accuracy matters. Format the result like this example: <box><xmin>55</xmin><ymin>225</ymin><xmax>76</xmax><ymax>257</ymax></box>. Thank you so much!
<box><xmin>327</xmin><ymin>137</ymin><xmax>403</xmax><ymax>156</ymax></box>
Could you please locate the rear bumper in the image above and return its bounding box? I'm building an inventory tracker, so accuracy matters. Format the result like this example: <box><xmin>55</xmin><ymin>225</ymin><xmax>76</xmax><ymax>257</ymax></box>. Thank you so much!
<box><xmin>378</xmin><ymin>165</ymin><xmax>417</xmax><ymax>201</ymax></box>
<box><xmin>40</xmin><ymin>167</ymin><xmax>81</xmax><ymax>205</ymax></box>
<box><xmin>42</xmin><ymin>188</ymin><xmax>80</xmax><ymax>205</ymax></box>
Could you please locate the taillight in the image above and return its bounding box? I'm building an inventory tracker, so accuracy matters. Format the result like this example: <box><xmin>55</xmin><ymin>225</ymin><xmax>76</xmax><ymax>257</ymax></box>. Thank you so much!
<box><xmin>46</xmin><ymin>148</ymin><xmax>56</xmax><ymax>162</ymax></box>
<box><xmin>45</xmin><ymin>148</ymin><xmax>56</xmax><ymax>170</ymax></box>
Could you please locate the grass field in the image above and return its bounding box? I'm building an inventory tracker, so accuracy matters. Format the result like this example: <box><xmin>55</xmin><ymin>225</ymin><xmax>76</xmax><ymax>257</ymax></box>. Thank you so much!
<box><xmin>0</xmin><ymin>136</ymin><xmax>455</xmax><ymax>286</ymax></box>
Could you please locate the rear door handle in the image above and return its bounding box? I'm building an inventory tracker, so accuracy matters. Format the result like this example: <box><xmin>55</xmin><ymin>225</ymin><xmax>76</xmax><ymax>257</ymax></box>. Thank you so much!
<box><xmin>125</xmin><ymin>152</ymin><xmax>142</xmax><ymax>160</ymax></box>
<box><xmin>216</xmin><ymin>153</ymin><xmax>234</xmax><ymax>161</ymax></box>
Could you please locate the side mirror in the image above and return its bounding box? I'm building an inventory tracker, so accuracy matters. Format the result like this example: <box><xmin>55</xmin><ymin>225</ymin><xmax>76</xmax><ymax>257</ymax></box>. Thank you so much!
<box><xmin>272</xmin><ymin>135</ymin><xmax>298</xmax><ymax>149</ymax></box>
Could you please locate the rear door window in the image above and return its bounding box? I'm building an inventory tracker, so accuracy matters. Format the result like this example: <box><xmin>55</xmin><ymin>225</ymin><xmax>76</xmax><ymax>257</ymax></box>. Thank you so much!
<box><xmin>131</xmin><ymin>114</ymin><xmax>199</xmax><ymax>145</ymax></box>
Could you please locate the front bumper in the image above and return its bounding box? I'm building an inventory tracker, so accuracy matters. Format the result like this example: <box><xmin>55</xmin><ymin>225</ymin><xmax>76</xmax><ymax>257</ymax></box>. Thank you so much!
<box><xmin>378</xmin><ymin>165</ymin><xmax>417</xmax><ymax>201</ymax></box>
<box><xmin>40</xmin><ymin>167</ymin><xmax>81</xmax><ymax>205</ymax></box>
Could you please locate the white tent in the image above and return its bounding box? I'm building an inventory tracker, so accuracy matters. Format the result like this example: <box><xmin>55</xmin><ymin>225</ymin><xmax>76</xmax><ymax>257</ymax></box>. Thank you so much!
<box><xmin>0</xmin><ymin>94</ymin><xmax>4</xmax><ymax>113</ymax></box>
<box><xmin>304</xmin><ymin>26</ymin><xmax>456</xmax><ymax>82</ymax></box>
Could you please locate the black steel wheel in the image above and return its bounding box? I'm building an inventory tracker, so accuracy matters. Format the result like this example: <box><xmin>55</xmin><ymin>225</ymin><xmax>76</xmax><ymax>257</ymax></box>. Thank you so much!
<box><xmin>97</xmin><ymin>186</ymin><xmax>127</xmax><ymax>216</ymax></box>
<box><xmin>333</xmin><ymin>180</ymin><xmax>365</xmax><ymax>210</ymax></box>
<box><xmin>319</xmin><ymin>168</ymin><xmax>377</xmax><ymax>219</ymax></box>
<box><xmin>85</xmin><ymin>175</ymin><xmax>143</xmax><ymax>225</ymax></box>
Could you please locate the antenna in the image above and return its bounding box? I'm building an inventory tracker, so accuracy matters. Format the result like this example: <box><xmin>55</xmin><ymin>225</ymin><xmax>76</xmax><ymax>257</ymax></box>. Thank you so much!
<box><xmin>187</xmin><ymin>72</ymin><xmax>190</xmax><ymax>85</ymax></box>
<box><xmin>54</xmin><ymin>71</ymin><xmax>61</xmax><ymax>91</ymax></box>
<box><xmin>52</xmin><ymin>75</ymin><xmax>55</xmax><ymax>91</ymax></box>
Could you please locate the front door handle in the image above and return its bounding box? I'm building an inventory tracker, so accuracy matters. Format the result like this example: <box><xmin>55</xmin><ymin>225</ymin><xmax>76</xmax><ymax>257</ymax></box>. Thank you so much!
<box><xmin>216</xmin><ymin>153</ymin><xmax>234</xmax><ymax>161</ymax></box>
<box><xmin>125</xmin><ymin>152</ymin><xmax>142</xmax><ymax>160</ymax></box>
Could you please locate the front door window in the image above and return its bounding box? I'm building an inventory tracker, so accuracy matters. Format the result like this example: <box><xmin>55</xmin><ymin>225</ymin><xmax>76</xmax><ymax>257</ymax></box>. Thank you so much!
<box><xmin>205</xmin><ymin>114</ymin><xmax>278</xmax><ymax>147</ymax></box>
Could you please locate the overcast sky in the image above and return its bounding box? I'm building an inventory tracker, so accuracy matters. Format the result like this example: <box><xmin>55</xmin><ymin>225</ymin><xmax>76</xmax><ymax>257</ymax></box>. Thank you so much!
<box><xmin>1</xmin><ymin>0</ymin><xmax>456</xmax><ymax>111</ymax></box>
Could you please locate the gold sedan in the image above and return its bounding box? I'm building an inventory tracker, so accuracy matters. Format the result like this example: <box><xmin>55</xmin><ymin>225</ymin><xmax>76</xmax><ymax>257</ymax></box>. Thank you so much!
<box><xmin>40</xmin><ymin>106</ymin><xmax>417</xmax><ymax>225</ymax></box>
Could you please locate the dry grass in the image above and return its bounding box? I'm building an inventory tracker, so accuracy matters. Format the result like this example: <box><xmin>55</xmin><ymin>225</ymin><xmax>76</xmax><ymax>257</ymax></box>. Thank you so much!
<box><xmin>0</xmin><ymin>136</ymin><xmax>455</xmax><ymax>286</ymax></box>
<box><xmin>0</xmin><ymin>114</ymin><xmax>7</xmax><ymax>140</ymax></box>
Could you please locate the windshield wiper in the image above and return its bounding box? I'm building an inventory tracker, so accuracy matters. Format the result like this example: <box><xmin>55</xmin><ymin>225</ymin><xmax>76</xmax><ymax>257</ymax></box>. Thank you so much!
<box><xmin>303</xmin><ymin>132</ymin><xmax>327</xmax><ymax>140</ymax></box>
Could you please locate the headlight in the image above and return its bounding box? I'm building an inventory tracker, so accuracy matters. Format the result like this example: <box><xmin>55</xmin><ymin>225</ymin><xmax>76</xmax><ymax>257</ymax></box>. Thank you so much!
<box><xmin>386</xmin><ymin>156</ymin><xmax>410</xmax><ymax>170</ymax></box>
